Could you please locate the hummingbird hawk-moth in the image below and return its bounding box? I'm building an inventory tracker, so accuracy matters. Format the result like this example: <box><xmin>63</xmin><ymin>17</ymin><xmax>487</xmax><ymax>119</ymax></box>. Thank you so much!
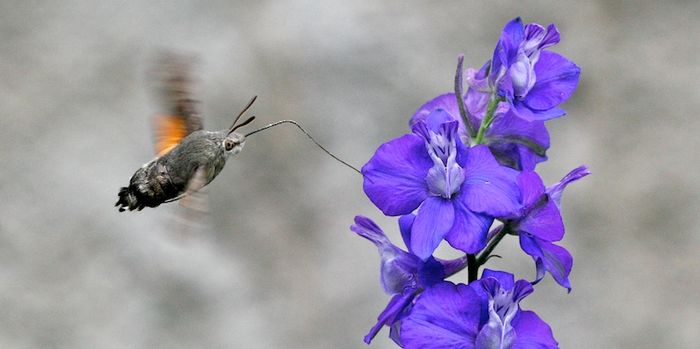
<box><xmin>116</xmin><ymin>54</ymin><xmax>258</xmax><ymax>212</ymax></box>
<box><xmin>116</xmin><ymin>53</ymin><xmax>360</xmax><ymax>212</ymax></box>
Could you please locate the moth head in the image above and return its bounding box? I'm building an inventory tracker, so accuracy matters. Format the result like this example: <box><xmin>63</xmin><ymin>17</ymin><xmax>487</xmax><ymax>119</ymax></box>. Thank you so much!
<box><xmin>223</xmin><ymin>132</ymin><xmax>246</xmax><ymax>155</ymax></box>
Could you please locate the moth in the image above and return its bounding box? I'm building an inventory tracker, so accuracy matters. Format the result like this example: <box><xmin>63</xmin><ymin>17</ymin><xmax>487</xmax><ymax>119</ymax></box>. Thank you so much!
<box><xmin>116</xmin><ymin>53</ymin><xmax>358</xmax><ymax>212</ymax></box>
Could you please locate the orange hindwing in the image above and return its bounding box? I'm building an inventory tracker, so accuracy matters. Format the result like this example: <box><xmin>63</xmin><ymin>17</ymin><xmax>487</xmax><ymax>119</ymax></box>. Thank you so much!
<box><xmin>154</xmin><ymin>114</ymin><xmax>189</xmax><ymax>157</ymax></box>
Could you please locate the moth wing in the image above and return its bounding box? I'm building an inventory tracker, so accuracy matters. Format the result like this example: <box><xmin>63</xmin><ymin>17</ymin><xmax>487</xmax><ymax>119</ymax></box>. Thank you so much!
<box><xmin>179</xmin><ymin>167</ymin><xmax>209</xmax><ymax>213</ymax></box>
<box><xmin>151</xmin><ymin>52</ymin><xmax>204</xmax><ymax>157</ymax></box>
<box><xmin>167</xmin><ymin>167</ymin><xmax>210</xmax><ymax>239</ymax></box>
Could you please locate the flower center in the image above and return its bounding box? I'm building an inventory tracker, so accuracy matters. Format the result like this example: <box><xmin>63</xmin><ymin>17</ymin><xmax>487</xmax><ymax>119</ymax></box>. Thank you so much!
<box><xmin>510</xmin><ymin>51</ymin><xmax>536</xmax><ymax>99</ymax></box>
<box><xmin>424</xmin><ymin>129</ymin><xmax>465</xmax><ymax>199</ymax></box>
<box><xmin>511</xmin><ymin>26</ymin><xmax>554</xmax><ymax>100</ymax></box>
<box><xmin>491</xmin><ymin>288</ymin><xmax>517</xmax><ymax>323</ymax></box>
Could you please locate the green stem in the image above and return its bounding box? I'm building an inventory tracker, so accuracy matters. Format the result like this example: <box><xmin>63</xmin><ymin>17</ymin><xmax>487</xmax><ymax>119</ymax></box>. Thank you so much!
<box><xmin>476</xmin><ymin>224</ymin><xmax>511</xmax><ymax>266</ymax></box>
<box><xmin>473</xmin><ymin>94</ymin><xmax>502</xmax><ymax>145</ymax></box>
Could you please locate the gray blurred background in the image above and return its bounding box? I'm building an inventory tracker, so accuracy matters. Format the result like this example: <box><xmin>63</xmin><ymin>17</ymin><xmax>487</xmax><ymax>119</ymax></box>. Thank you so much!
<box><xmin>1</xmin><ymin>1</ymin><xmax>698</xmax><ymax>348</ymax></box>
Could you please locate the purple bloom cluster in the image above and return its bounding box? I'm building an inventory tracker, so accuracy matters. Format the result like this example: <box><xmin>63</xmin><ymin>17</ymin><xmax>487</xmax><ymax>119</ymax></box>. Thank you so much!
<box><xmin>350</xmin><ymin>18</ymin><xmax>588</xmax><ymax>348</ymax></box>
<box><xmin>401</xmin><ymin>270</ymin><xmax>558</xmax><ymax>349</ymax></box>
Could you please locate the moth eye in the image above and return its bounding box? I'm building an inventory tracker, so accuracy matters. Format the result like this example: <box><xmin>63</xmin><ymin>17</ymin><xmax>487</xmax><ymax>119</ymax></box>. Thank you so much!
<box><xmin>224</xmin><ymin>140</ymin><xmax>235</xmax><ymax>151</ymax></box>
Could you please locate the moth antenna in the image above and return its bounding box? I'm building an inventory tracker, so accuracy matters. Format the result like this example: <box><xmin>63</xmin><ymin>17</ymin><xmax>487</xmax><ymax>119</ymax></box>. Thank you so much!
<box><xmin>229</xmin><ymin>115</ymin><xmax>256</xmax><ymax>134</ymax></box>
<box><xmin>244</xmin><ymin>120</ymin><xmax>361</xmax><ymax>175</ymax></box>
<box><xmin>229</xmin><ymin>95</ymin><xmax>258</xmax><ymax>132</ymax></box>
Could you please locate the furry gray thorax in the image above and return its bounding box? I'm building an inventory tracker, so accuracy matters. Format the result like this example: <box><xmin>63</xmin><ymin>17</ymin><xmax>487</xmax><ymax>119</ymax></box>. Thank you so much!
<box><xmin>116</xmin><ymin>129</ymin><xmax>244</xmax><ymax>211</ymax></box>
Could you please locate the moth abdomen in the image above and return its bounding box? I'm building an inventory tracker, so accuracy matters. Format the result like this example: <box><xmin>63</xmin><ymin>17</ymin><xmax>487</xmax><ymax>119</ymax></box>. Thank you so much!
<box><xmin>115</xmin><ymin>158</ymin><xmax>186</xmax><ymax>212</ymax></box>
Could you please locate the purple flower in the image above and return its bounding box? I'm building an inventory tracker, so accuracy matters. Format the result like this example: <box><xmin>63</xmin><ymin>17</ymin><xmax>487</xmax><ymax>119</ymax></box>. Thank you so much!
<box><xmin>362</xmin><ymin>110</ymin><xmax>520</xmax><ymax>259</ymax></box>
<box><xmin>400</xmin><ymin>270</ymin><xmax>558</xmax><ymax>349</ymax></box>
<box><xmin>411</xmin><ymin>93</ymin><xmax>549</xmax><ymax>171</ymax></box>
<box><xmin>467</xmin><ymin>17</ymin><xmax>580</xmax><ymax>122</ymax></box>
<box><xmin>510</xmin><ymin>166</ymin><xmax>590</xmax><ymax>290</ymax></box>
<box><xmin>350</xmin><ymin>215</ymin><xmax>468</xmax><ymax>344</ymax></box>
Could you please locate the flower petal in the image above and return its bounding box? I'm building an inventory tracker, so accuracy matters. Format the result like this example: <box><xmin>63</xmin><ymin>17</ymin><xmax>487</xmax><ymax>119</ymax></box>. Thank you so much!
<box><xmin>547</xmin><ymin>165</ymin><xmax>590</xmax><ymax>207</ymax></box>
<box><xmin>493</xmin><ymin>18</ymin><xmax>525</xmax><ymax>73</ymax></box>
<box><xmin>511</xmin><ymin>280</ymin><xmax>534</xmax><ymax>303</ymax></box>
<box><xmin>362</xmin><ymin>134</ymin><xmax>432</xmax><ymax>215</ymax></box>
<box><xmin>418</xmin><ymin>257</ymin><xmax>448</xmax><ymax>288</ymax></box>
<box><xmin>510</xmin><ymin>51</ymin><xmax>536</xmax><ymax>98</ymax></box>
<box><xmin>502</xmin><ymin>18</ymin><xmax>525</xmax><ymax>46</ymax></box>
<box><xmin>476</xmin><ymin>322</ymin><xmax>515</xmax><ymax>349</ymax></box>
<box><xmin>399</xmin><ymin>214</ymin><xmax>416</xmax><ymax>253</ymax></box>
<box><xmin>466</xmin><ymin>279</ymin><xmax>490</xmax><ymax>324</ymax></box>
<box><xmin>518</xmin><ymin>198</ymin><xmax>565</xmax><ymax>242</ymax></box>
<box><xmin>520</xmin><ymin>234</ymin><xmax>573</xmax><ymax>291</ymax></box>
<box><xmin>350</xmin><ymin>215</ymin><xmax>390</xmax><ymax>246</ymax></box>
<box><xmin>525</xmin><ymin>51</ymin><xmax>580</xmax><ymax>113</ymax></box>
<box><xmin>401</xmin><ymin>282</ymin><xmax>481</xmax><ymax>349</ymax></box>
<box><xmin>515</xmin><ymin>170</ymin><xmax>565</xmax><ymax>242</ymax></box>
<box><xmin>519</xmin><ymin>234</ymin><xmax>545</xmax><ymax>284</ymax></box>
<box><xmin>411</xmin><ymin>94</ymin><xmax>461</xmax><ymax>128</ymax></box>
<box><xmin>511</xmin><ymin>311</ymin><xmax>559</xmax><ymax>349</ymax></box>
<box><xmin>350</xmin><ymin>216</ymin><xmax>420</xmax><ymax>294</ymax></box>
<box><xmin>475</xmin><ymin>276</ymin><xmax>533</xmax><ymax>349</ymax></box>
<box><xmin>411</xmin><ymin>197</ymin><xmax>455</xmax><ymax>260</ymax></box>
<box><xmin>511</xmin><ymin>101</ymin><xmax>537</xmax><ymax>121</ymax></box>
<box><xmin>487</xmin><ymin>141</ymin><xmax>547</xmax><ymax>171</ymax></box>
<box><xmin>540</xmin><ymin>24</ymin><xmax>561</xmax><ymax>49</ymax></box>
<box><xmin>437</xmin><ymin>255</ymin><xmax>469</xmax><ymax>278</ymax></box>
<box><xmin>517</xmin><ymin>171</ymin><xmax>546</xmax><ymax>209</ymax></box>
<box><xmin>475</xmin><ymin>315</ymin><xmax>515</xmax><ymax>349</ymax></box>
<box><xmin>461</xmin><ymin>145</ymin><xmax>520</xmax><ymax>217</ymax></box>
<box><xmin>445</xmin><ymin>200</ymin><xmax>493</xmax><ymax>254</ymax></box>
<box><xmin>428</xmin><ymin>109</ymin><xmax>458</xmax><ymax>133</ymax></box>
<box><xmin>487</xmin><ymin>110</ymin><xmax>549</xmax><ymax>152</ymax></box>
<box><xmin>364</xmin><ymin>291</ymin><xmax>416</xmax><ymax>344</ymax></box>
<box><xmin>524</xmin><ymin>23</ymin><xmax>560</xmax><ymax>52</ymax></box>
<box><xmin>478</xmin><ymin>276</ymin><xmax>501</xmax><ymax>298</ymax></box>
<box><xmin>531</xmin><ymin>106</ymin><xmax>566</xmax><ymax>120</ymax></box>
<box><xmin>484</xmin><ymin>107</ymin><xmax>550</xmax><ymax>171</ymax></box>
<box><xmin>465</xmin><ymin>63</ymin><xmax>492</xmax><ymax>116</ymax></box>
<box><xmin>380</xmin><ymin>253</ymin><xmax>421</xmax><ymax>295</ymax></box>
<box><xmin>481</xmin><ymin>269</ymin><xmax>515</xmax><ymax>291</ymax></box>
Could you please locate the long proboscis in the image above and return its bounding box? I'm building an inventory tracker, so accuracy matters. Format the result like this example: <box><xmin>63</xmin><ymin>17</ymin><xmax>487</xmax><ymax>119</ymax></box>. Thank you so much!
<box><xmin>228</xmin><ymin>95</ymin><xmax>258</xmax><ymax>133</ymax></box>
<box><xmin>244</xmin><ymin>120</ymin><xmax>361</xmax><ymax>175</ymax></box>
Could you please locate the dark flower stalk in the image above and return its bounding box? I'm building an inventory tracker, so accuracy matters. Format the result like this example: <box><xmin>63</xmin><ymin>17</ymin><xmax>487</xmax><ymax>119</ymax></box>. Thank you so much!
<box><xmin>477</xmin><ymin>224</ymin><xmax>511</xmax><ymax>265</ymax></box>
<box><xmin>466</xmin><ymin>254</ymin><xmax>478</xmax><ymax>283</ymax></box>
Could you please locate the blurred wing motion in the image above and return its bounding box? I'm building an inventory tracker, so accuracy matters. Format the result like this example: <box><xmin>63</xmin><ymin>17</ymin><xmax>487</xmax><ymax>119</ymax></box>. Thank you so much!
<box><xmin>179</xmin><ymin>167</ymin><xmax>209</xmax><ymax>212</ymax></box>
<box><xmin>116</xmin><ymin>52</ymin><xmax>213</xmax><ymax>213</ymax></box>
<box><xmin>169</xmin><ymin>167</ymin><xmax>211</xmax><ymax>239</ymax></box>
<box><xmin>152</xmin><ymin>53</ymin><xmax>211</xmax><ymax>229</ymax></box>
<box><xmin>151</xmin><ymin>52</ymin><xmax>204</xmax><ymax>157</ymax></box>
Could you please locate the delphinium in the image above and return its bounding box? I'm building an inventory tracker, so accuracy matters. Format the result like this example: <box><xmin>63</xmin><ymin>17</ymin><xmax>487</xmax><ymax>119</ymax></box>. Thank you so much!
<box><xmin>351</xmin><ymin>17</ymin><xmax>587</xmax><ymax>348</ymax></box>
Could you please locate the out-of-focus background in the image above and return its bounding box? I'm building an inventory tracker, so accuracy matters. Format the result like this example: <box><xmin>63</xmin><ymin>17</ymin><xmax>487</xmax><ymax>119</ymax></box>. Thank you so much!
<box><xmin>1</xmin><ymin>1</ymin><xmax>699</xmax><ymax>348</ymax></box>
